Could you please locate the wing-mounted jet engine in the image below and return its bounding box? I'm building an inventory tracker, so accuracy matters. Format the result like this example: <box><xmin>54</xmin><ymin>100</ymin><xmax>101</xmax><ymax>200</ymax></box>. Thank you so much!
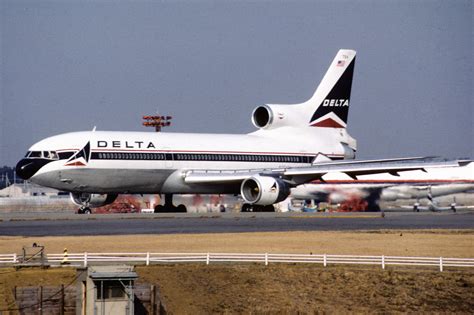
<box><xmin>240</xmin><ymin>175</ymin><xmax>291</xmax><ymax>211</ymax></box>
<box><xmin>70</xmin><ymin>192</ymin><xmax>118</xmax><ymax>214</ymax></box>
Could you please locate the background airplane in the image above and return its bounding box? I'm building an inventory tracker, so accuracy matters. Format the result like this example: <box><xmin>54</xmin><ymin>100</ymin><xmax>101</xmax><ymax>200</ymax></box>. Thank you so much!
<box><xmin>290</xmin><ymin>162</ymin><xmax>474</xmax><ymax>211</ymax></box>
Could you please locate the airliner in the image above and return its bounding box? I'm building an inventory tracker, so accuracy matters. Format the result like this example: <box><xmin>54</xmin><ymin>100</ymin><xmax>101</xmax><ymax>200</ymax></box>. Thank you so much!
<box><xmin>15</xmin><ymin>50</ymin><xmax>463</xmax><ymax>213</ymax></box>
<box><xmin>290</xmin><ymin>162</ymin><xmax>474</xmax><ymax>211</ymax></box>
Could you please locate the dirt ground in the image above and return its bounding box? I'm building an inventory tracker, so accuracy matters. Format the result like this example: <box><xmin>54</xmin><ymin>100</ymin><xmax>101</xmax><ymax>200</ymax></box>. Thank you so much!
<box><xmin>0</xmin><ymin>265</ymin><xmax>472</xmax><ymax>314</ymax></box>
<box><xmin>0</xmin><ymin>230</ymin><xmax>473</xmax><ymax>257</ymax></box>
<box><xmin>0</xmin><ymin>230</ymin><xmax>473</xmax><ymax>313</ymax></box>
<box><xmin>0</xmin><ymin>268</ymin><xmax>75</xmax><ymax>314</ymax></box>
<box><xmin>137</xmin><ymin>264</ymin><xmax>474</xmax><ymax>314</ymax></box>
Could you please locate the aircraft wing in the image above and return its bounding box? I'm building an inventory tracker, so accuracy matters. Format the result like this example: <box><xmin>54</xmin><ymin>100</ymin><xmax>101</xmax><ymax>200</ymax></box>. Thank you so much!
<box><xmin>184</xmin><ymin>157</ymin><xmax>465</xmax><ymax>186</ymax></box>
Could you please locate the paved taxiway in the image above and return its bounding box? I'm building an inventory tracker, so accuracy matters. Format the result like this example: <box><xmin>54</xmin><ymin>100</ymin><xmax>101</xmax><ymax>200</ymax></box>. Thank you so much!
<box><xmin>0</xmin><ymin>211</ymin><xmax>472</xmax><ymax>236</ymax></box>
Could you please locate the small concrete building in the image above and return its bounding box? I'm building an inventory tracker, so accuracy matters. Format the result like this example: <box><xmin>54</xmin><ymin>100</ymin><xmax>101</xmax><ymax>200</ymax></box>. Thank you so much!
<box><xmin>76</xmin><ymin>265</ymin><xmax>138</xmax><ymax>315</ymax></box>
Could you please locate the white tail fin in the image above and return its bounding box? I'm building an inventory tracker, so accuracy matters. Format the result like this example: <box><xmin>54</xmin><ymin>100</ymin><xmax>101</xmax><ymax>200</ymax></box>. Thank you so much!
<box><xmin>304</xmin><ymin>49</ymin><xmax>356</xmax><ymax>128</ymax></box>
<box><xmin>251</xmin><ymin>50</ymin><xmax>356</xmax><ymax>131</ymax></box>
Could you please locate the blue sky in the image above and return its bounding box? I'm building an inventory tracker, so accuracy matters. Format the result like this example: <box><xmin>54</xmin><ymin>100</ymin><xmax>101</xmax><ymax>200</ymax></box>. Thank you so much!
<box><xmin>1</xmin><ymin>0</ymin><xmax>472</xmax><ymax>166</ymax></box>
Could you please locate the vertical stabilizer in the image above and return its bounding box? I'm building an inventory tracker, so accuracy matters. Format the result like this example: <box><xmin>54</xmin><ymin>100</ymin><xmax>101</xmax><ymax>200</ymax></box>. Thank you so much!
<box><xmin>305</xmin><ymin>49</ymin><xmax>356</xmax><ymax>128</ymax></box>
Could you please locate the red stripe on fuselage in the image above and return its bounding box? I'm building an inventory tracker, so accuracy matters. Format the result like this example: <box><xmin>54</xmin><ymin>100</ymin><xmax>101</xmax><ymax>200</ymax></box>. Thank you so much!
<box><xmin>90</xmin><ymin>148</ymin><xmax>344</xmax><ymax>157</ymax></box>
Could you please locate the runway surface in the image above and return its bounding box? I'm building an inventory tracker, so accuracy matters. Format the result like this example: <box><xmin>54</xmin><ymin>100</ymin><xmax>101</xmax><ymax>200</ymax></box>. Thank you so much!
<box><xmin>0</xmin><ymin>211</ymin><xmax>473</xmax><ymax>236</ymax></box>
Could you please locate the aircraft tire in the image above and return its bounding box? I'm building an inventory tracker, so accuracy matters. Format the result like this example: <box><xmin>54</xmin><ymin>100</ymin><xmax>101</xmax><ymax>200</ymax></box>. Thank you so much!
<box><xmin>248</xmin><ymin>205</ymin><xmax>275</xmax><ymax>212</ymax></box>
<box><xmin>241</xmin><ymin>204</ymin><xmax>252</xmax><ymax>212</ymax></box>
<box><xmin>154</xmin><ymin>205</ymin><xmax>164</xmax><ymax>213</ymax></box>
<box><xmin>263</xmin><ymin>205</ymin><xmax>275</xmax><ymax>212</ymax></box>
<box><xmin>83</xmin><ymin>208</ymin><xmax>92</xmax><ymax>214</ymax></box>
<box><xmin>176</xmin><ymin>204</ymin><xmax>187</xmax><ymax>212</ymax></box>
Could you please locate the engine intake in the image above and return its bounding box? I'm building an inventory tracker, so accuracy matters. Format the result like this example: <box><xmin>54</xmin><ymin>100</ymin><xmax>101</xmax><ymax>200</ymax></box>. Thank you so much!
<box><xmin>252</xmin><ymin>105</ymin><xmax>273</xmax><ymax>129</ymax></box>
<box><xmin>241</xmin><ymin>175</ymin><xmax>290</xmax><ymax>205</ymax></box>
<box><xmin>251</xmin><ymin>104</ymin><xmax>305</xmax><ymax>130</ymax></box>
<box><xmin>70</xmin><ymin>192</ymin><xmax>118</xmax><ymax>208</ymax></box>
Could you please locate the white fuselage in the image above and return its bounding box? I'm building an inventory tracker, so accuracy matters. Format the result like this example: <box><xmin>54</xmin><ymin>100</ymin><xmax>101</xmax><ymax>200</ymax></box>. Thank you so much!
<box><xmin>25</xmin><ymin>127</ymin><xmax>352</xmax><ymax>194</ymax></box>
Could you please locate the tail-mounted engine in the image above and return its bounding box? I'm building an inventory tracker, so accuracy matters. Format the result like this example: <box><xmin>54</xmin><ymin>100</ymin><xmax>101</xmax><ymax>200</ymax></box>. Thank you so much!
<box><xmin>241</xmin><ymin>175</ymin><xmax>291</xmax><ymax>205</ymax></box>
<box><xmin>252</xmin><ymin>104</ymin><xmax>304</xmax><ymax>130</ymax></box>
<box><xmin>70</xmin><ymin>192</ymin><xmax>118</xmax><ymax>208</ymax></box>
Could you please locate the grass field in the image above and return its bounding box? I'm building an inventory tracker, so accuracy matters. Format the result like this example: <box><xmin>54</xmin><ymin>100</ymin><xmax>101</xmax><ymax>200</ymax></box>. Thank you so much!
<box><xmin>0</xmin><ymin>264</ymin><xmax>472</xmax><ymax>314</ymax></box>
<box><xmin>0</xmin><ymin>230</ymin><xmax>473</xmax><ymax>313</ymax></box>
<box><xmin>0</xmin><ymin>230</ymin><xmax>473</xmax><ymax>257</ymax></box>
<box><xmin>136</xmin><ymin>264</ymin><xmax>474</xmax><ymax>314</ymax></box>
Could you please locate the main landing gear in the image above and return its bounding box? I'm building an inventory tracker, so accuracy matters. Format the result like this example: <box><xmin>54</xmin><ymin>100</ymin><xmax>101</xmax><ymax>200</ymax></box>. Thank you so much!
<box><xmin>413</xmin><ymin>203</ymin><xmax>420</xmax><ymax>212</ymax></box>
<box><xmin>154</xmin><ymin>194</ymin><xmax>187</xmax><ymax>213</ymax></box>
<box><xmin>77</xmin><ymin>207</ymin><xmax>92</xmax><ymax>214</ymax></box>
<box><xmin>241</xmin><ymin>203</ymin><xmax>275</xmax><ymax>212</ymax></box>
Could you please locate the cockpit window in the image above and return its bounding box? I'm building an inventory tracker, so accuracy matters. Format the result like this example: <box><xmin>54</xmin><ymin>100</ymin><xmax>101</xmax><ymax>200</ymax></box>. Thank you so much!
<box><xmin>25</xmin><ymin>151</ymin><xmax>59</xmax><ymax>160</ymax></box>
<box><xmin>29</xmin><ymin>151</ymin><xmax>42</xmax><ymax>158</ymax></box>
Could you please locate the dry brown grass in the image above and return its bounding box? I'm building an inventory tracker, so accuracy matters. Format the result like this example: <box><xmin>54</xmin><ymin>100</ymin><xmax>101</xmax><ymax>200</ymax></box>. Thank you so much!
<box><xmin>1</xmin><ymin>265</ymin><xmax>473</xmax><ymax>314</ymax></box>
<box><xmin>0</xmin><ymin>230</ymin><xmax>473</xmax><ymax>257</ymax></box>
<box><xmin>0</xmin><ymin>230</ymin><xmax>473</xmax><ymax>314</ymax></box>
<box><xmin>136</xmin><ymin>264</ymin><xmax>474</xmax><ymax>314</ymax></box>
<box><xmin>0</xmin><ymin>268</ymin><xmax>75</xmax><ymax>315</ymax></box>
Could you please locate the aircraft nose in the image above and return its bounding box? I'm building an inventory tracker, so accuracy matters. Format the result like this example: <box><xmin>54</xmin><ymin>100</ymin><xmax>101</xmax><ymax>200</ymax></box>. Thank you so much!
<box><xmin>15</xmin><ymin>158</ymin><xmax>52</xmax><ymax>180</ymax></box>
